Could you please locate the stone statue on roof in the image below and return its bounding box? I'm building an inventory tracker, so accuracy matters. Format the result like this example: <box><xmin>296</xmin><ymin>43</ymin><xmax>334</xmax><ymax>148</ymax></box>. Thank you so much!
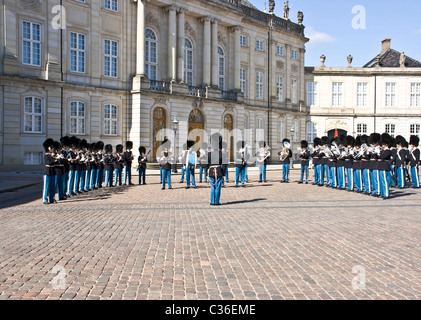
<box><xmin>297</xmin><ymin>11</ymin><xmax>303</xmax><ymax>25</ymax></box>
<box><xmin>268</xmin><ymin>0</ymin><xmax>275</xmax><ymax>14</ymax></box>
<box><xmin>283</xmin><ymin>1</ymin><xmax>289</xmax><ymax>20</ymax></box>
<box><xmin>400</xmin><ymin>52</ymin><xmax>406</xmax><ymax>68</ymax></box>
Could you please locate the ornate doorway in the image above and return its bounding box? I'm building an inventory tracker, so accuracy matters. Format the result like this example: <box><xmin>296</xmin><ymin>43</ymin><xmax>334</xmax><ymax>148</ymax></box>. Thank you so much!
<box><xmin>188</xmin><ymin>109</ymin><xmax>205</xmax><ymax>152</ymax></box>
<box><xmin>153</xmin><ymin>107</ymin><xmax>166</xmax><ymax>161</ymax></box>
<box><xmin>223</xmin><ymin>114</ymin><xmax>234</xmax><ymax>161</ymax></box>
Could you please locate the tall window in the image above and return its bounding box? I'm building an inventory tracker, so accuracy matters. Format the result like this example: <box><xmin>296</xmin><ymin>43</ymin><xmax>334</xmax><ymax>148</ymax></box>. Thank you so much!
<box><xmin>410</xmin><ymin>124</ymin><xmax>420</xmax><ymax>137</ymax></box>
<box><xmin>410</xmin><ymin>83</ymin><xmax>421</xmax><ymax>107</ymax></box>
<box><xmin>104</xmin><ymin>39</ymin><xmax>118</xmax><ymax>78</ymax></box>
<box><xmin>24</xmin><ymin>97</ymin><xmax>42</xmax><ymax>133</ymax></box>
<box><xmin>70</xmin><ymin>101</ymin><xmax>86</xmax><ymax>135</ymax></box>
<box><xmin>240</xmin><ymin>35</ymin><xmax>248</xmax><ymax>47</ymax></box>
<box><xmin>385</xmin><ymin>124</ymin><xmax>396</xmax><ymax>138</ymax></box>
<box><xmin>22</xmin><ymin>21</ymin><xmax>41</xmax><ymax>66</ymax></box>
<box><xmin>332</xmin><ymin>82</ymin><xmax>343</xmax><ymax>106</ymax></box>
<box><xmin>184</xmin><ymin>38</ymin><xmax>193</xmax><ymax>86</ymax></box>
<box><xmin>218</xmin><ymin>46</ymin><xmax>225</xmax><ymax>90</ymax></box>
<box><xmin>276</xmin><ymin>76</ymin><xmax>284</xmax><ymax>102</ymax></box>
<box><xmin>357</xmin><ymin>83</ymin><xmax>368</xmax><ymax>107</ymax></box>
<box><xmin>385</xmin><ymin>82</ymin><xmax>396</xmax><ymax>107</ymax></box>
<box><xmin>256</xmin><ymin>40</ymin><xmax>264</xmax><ymax>51</ymax></box>
<box><xmin>306</xmin><ymin>122</ymin><xmax>317</xmax><ymax>142</ymax></box>
<box><xmin>357</xmin><ymin>123</ymin><xmax>367</xmax><ymax>135</ymax></box>
<box><xmin>279</xmin><ymin>119</ymin><xmax>285</xmax><ymax>142</ymax></box>
<box><xmin>240</xmin><ymin>68</ymin><xmax>247</xmax><ymax>98</ymax></box>
<box><xmin>70</xmin><ymin>32</ymin><xmax>86</xmax><ymax>73</ymax></box>
<box><xmin>307</xmin><ymin>82</ymin><xmax>318</xmax><ymax>106</ymax></box>
<box><xmin>277</xmin><ymin>45</ymin><xmax>284</xmax><ymax>56</ymax></box>
<box><xmin>256</xmin><ymin>71</ymin><xmax>264</xmax><ymax>100</ymax></box>
<box><xmin>256</xmin><ymin>118</ymin><xmax>264</xmax><ymax>142</ymax></box>
<box><xmin>105</xmin><ymin>0</ymin><xmax>118</xmax><ymax>12</ymax></box>
<box><xmin>145</xmin><ymin>28</ymin><xmax>157</xmax><ymax>80</ymax></box>
<box><xmin>291</xmin><ymin>79</ymin><xmax>298</xmax><ymax>104</ymax></box>
<box><xmin>291</xmin><ymin>49</ymin><xmax>298</xmax><ymax>60</ymax></box>
<box><xmin>104</xmin><ymin>104</ymin><xmax>118</xmax><ymax>136</ymax></box>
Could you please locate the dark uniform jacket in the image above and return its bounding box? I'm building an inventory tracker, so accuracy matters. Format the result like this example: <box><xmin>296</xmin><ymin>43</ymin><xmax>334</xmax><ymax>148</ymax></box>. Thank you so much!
<box><xmin>278</xmin><ymin>149</ymin><xmax>293</xmax><ymax>165</ymax></box>
<box><xmin>378</xmin><ymin>149</ymin><xmax>392</xmax><ymax>171</ymax></box>
<box><xmin>44</xmin><ymin>153</ymin><xmax>55</xmax><ymax>176</ymax></box>
<box><xmin>123</xmin><ymin>151</ymin><xmax>133</xmax><ymax>167</ymax></box>
<box><xmin>409</xmin><ymin>148</ymin><xmax>420</xmax><ymax>167</ymax></box>
<box><xmin>395</xmin><ymin>148</ymin><xmax>407</xmax><ymax>168</ymax></box>
<box><xmin>299</xmin><ymin>149</ymin><xmax>311</xmax><ymax>167</ymax></box>
<box><xmin>207</xmin><ymin>151</ymin><xmax>225</xmax><ymax>178</ymax></box>
<box><xmin>310</xmin><ymin>148</ymin><xmax>320</xmax><ymax>166</ymax></box>
<box><xmin>104</xmin><ymin>154</ymin><xmax>115</xmax><ymax>171</ymax></box>
<box><xmin>138</xmin><ymin>153</ymin><xmax>148</xmax><ymax>169</ymax></box>
<box><xmin>114</xmin><ymin>153</ymin><xmax>124</xmax><ymax>170</ymax></box>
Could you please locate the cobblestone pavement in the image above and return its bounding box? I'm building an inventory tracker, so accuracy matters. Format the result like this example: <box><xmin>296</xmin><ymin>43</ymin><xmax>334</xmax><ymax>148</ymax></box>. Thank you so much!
<box><xmin>0</xmin><ymin>169</ymin><xmax>420</xmax><ymax>300</ymax></box>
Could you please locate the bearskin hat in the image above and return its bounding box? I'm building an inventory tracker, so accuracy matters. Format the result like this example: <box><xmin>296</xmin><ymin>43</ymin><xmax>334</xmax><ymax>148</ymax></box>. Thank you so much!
<box><xmin>321</xmin><ymin>136</ymin><xmax>329</xmax><ymax>146</ymax></box>
<box><xmin>187</xmin><ymin>139</ymin><xmax>195</xmax><ymax>149</ymax></box>
<box><xmin>380</xmin><ymin>133</ymin><xmax>393</xmax><ymax>147</ymax></box>
<box><xmin>70</xmin><ymin>136</ymin><xmax>80</xmax><ymax>148</ymax></box>
<box><xmin>88</xmin><ymin>143</ymin><xmax>95</xmax><ymax>152</ymax></box>
<box><xmin>355</xmin><ymin>136</ymin><xmax>362</xmax><ymax>148</ymax></box>
<box><xmin>410</xmin><ymin>135</ymin><xmax>420</xmax><ymax>147</ymax></box>
<box><xmin>389</xmin><ymin>136</ymin><xmax>396</xmax><ymax>148</ymax></box>
<box><xmin>313</xmin><ymin>137</ymin><xmax>322</xmax><ymax>147</ymax></box>
<box><xmin>370</xmin><ymin>133</ymin><xmax>381</xmax><ymax>145</ymax></box>
<box><xmin>345</xmin><ymin>135</ymin><xmax>355</xmax><ymax>147</ymax></box>
<box><xmin>301</xmin><ymin>140</ymin><xmax>308</xmax><ymax>149</ymax></box>
<box><xmin>282</xmin><ymin>138</ymin><xmax>290</xmax><ymax>145</ymax></box>
<box><xmin>96</xmin><ymin>141</ymin><xmax>104</xmax><ymax>151</ymax></box>
<box><xmin>43</xmin><ymin>138</ymin><xmax>55</xmax><ymax>152</ymax></box>
<box><xmin>338</xmin><ymin>134</ymin><xmax>346</xmax><ymax>146</ymax></box>
<box><xmin>329</xmin><ymin>137</ymin><xmax>338</xmax><ymax>145</ymax></box>
<box><xmin>395</xmin><ymin>135</ymin><xmax>406</xmax><ymax>146</ymax></box>
<box><xmin>104</xmin><ymin>144</ymin><xmax>113</xmax><ymax>154</ymax></box>
<box><xmin>79</xmin><ymin>139</ymin><xmax>88</xmax><ymax>150</ymax></box>
<box><xmin>53</xmin><ymin>141</ymin><xmax>62</xmax><ymax>152</ymax></box>
<box><xmin>211</xmin><ymin>133</ymin><xmax>223</xmax><ymax>150</ymax></box>
<box><xmin>60</xmin><ymin>136</ymin><xmax>71</xmax><ymax>147</ymax></box>
<box><xmin>125</xmin><ymin>141</ymin><xmax>133</xmax><ymax>150</ymax></box>
<box><xmin>138</xmin><ymin>146</ymin><xmax>146</xmax><ymax>154</ymax></box>
<box><xmin>116</xmin><ymin>144</ymin><xmax>123</xmax><ymax>153</ymax></box>
<box><xmin>360</xmin><ymin>134</ymin><xmax>369</xmax><ymax>145</ymax></box>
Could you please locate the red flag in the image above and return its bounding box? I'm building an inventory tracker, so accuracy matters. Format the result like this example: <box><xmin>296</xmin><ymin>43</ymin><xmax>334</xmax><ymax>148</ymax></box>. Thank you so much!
<box><xmin>334</xmin><ymin>128</ymin><xmax>338</xmax><ymax>138</ymax></box>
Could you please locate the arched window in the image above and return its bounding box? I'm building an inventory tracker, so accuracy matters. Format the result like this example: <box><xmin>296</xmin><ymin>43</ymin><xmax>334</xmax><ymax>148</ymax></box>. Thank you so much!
<box><xmin>145</xmin><ymin>28</ymin><xmax>157</xmax><ymax>80</ymax></box>
<box><xmin>218</xmin><ymin>46</ymin><xmax>225</xmax><ymax>90</ymax></box>
<box><xmin>184</xmin><ymin>38</ymin><xmax>193</xmax><ymax>86</ymax></box>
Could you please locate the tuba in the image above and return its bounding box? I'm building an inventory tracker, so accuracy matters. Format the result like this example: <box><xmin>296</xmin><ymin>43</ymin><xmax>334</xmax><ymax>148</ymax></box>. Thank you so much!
<box><xmin>257</xmin><ymin>146</ymin><xmax>271</xmax><ymax>163</ymax></box>
<box><xmin>279</xmin><ymin>141</ymin><xmax>291</xmax><ymax>161</ymax></box>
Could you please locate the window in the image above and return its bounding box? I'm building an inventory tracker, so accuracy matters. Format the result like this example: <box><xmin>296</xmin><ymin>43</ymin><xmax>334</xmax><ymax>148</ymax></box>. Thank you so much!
<box><xmin>70</xmin><ymin>32</ymin><xmax>86</xmax><ymax>73</ymax></box>
<box><xmin>385</xmin><ymin>124</ymin><xmax>396</xmax><ymax>138</ymax></box>
<box><xmin>357</xmin><ymin>83</ymin><xmax>368</xmax><ymax>107</ymax></box>
<box><xmin>410</xmin><ymin>83</ymin><xmax>421</xmax><ymax>107</ymax></box>
<box><xmin>184</xmin><ymin>38</ymin><xmax>193</xmax><ymax>86</ymax></box>
<box><xmin>279</xmin><ymin>120</ymin><xmax>285</xmax><ymax>142</ymax></box>
<box><xmin>357</xmin><ymin>123</ymin><xmax>367</xmax><ymax>135</ymax></box>
<box><xmin>240</xmin><ymin>35</ymin><xmax>248</xmax><ymax>47</ymax></box>
<box><xmin>104</xmin><ymin>39</ymin><xmax>118</xmax><ymax>77</ymax></box>
<box><xmin>24</xmin><ymin>152</ymin><xmax>43</xmax><ymax>165</ymax></box>
<box><xmin>105</xmin><ymin>0</ymin><xmax>118</xmax><ymax>12</ymax></box>
<box><xmin>240</xmin><ymin>68</ymin><xmax>247</xmax><ymax>98</ymax></box>
<box><xmin>307</xmin><ymin>82</ymin><xmax>318</xmax><ymax>106</ymax></box>
<box><xmin>332</xmin><ymin>82</ymin><xmax>343</xmax><ymax>106</ymax></box>
<box><xmin>410</xmin><ymin>124</ymin><xmax>420</xmax><ymax>137</ymax></box>
<box><xmin>104</xmin><ymin>104</ymin><xmax>118</xmax><ymax>136</ymax></box>
<box><xmin>256</xmin><ymin>118</ymin><xmax>264</xmax><ymax>142</ymax></box>
<box><xmin>256</xmin><ymin>40</ymin><xmax>264</xmax><ymax>51</ymax></box>
<box><xmin>145</xmin><ymin>28</ymin><xmax>157</xmax><ymax>80</ymax></box>
<box><xmin>291</xmin><ymin>49</ymin><xmax>298</xmax><ymax>60</ymax></box>
<box><xmin>385</xmin><ymin>82</ymin><xmax>396</xmax><ymax>107</ymax></box>
<box><xmin>218</xmin><ymin>46</ymin><xmax>225</xmax><ymax>90</ymax></box>
<box><xmin>277</xmin><ymin>45</ymin><xmax>284</xmax><ymax>56</ymax></box>
<box><xmin>24</xmin><ymin>97</ymin><xmax>42</xmax><ymax>133</ymax></box>
<box><xmin>291</xmin><ymin>79</ymin><xmax>298</xmax><ymax>104</ymax></box>
<box><xmin>306</xmin><ymin>122</ymin><xmax>317</xmax><ymax>142</ymax></box>
<box><xmin>256</xmin><ymin>71</ymin><xmax>264</xmax><ymax>100</ymax></box>
<box><xmin>70</xmin><ymin>101</ymin><xmax>86</xmax><ymax>135</ymax></box>
<box><xmin>276</xmin><ymin>76</ymin><xmax>284</xmax><ymax>102</ymax></box>
<box><xmin>22</xmin><ymin>21</ymin><xmax>41</xmax><ymax>66</ymax></box>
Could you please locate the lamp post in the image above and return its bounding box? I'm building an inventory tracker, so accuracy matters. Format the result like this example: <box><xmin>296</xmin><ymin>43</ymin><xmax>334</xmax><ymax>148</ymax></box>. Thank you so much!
<box><xmin>172</xmin><ymin>117</ymin><xmax>179</xmax><ymax>173</ymax></box>
<box><xmin>290</xmin><ymin>126</ymin><xmax>295</xmax><ymax>168</ymax></box>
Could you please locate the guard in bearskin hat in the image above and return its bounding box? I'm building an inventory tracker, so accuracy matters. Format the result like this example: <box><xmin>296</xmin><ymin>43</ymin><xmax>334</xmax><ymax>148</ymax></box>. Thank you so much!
<box><xmin>114</xmin><ymin>144</ymin><xmax>124</xmax><ymax>186</ymax></box>
<box><xmin>395</xmin><ymin>135</ymin><xmax>408</xmax><ymax>188</ymax></box>
<box><xmin>320</xmin><ymin>136</ymin><xmax>330</xmax><ymax>186</ymax></box>
<box><xmin>235</xmin><ymin>140</ymin><xmax>247</xmax><ymax>187</ymax></box>
<box><xmin>409</xmin><ymin>135</ymin><xmax>420</xmax><ymax>188</ymax></box>
<box><xmin>336</xmin><ymin>135</ymin><xmax>347</xmax><ymax>189</ymax></box>
<box><xmin>279</xmin><ymin>138</ymin><xmax>293</xmax><ymax>183</ymax></box>
<box><xmin>160</xmin><ymin>139</ymin><xmax>174</xmax><ymax>190</ymax></box>
<box><xmin>207</xmin><ymin>133</ymin><xmax>225</xmax><ymax>205</ymax></box>
<box><xmin>178</xmin><ymin>143</ymin><xmax>187</xmax><ymax>184</ymax></box>
<box><xmin>60</xmin><ymin>136</ymin><xmax>71</xmax><ymax>195</ymax></box>
<box><xmin>104</xmin><ymin>144</ymin><xmax>114</xmax><ymax>187</ymax></box>
<box><xmin>42</xmin><ymin>138</ymin><xmax>56</xmax><ymax>204</ymax></box>
<box><xmin>221</xmin><ymin>141</ymin><xmax>229</xmax><ymax>186</ymax></box>
<box><xmin>77</xmin><ymin>139</ymin><xmax>88</xmax><ymax>193</ymax></box>
<box><xmin>67</xmin><ymin>136</ymin><xmax>80</xmax><ymax>196</ymax></box>
<box><xmin>86</xmin><ymin>143</ymin><xmax>97</xmax><ymax>191</ymax></box>
<box><xmin>344</xmin><ymin>135</ymin><xmax>355</xmax><ymax>191</ymax></box>
<box><xmin>137</xmin><ymin>146</ymin><xmax>148</xmax><ymax>185</ymax></box>
<box><xmin>53</xmin><ymin>140</ymin><xmax>66</xmax><ymax>201</ymax></box>
<box><xmin>185</xmin><ymin>139</ymin><xmax>197</xmax><ymax>189</ymax></box>
<box><xmin>369</xmin><ymin>133</ymin><xmax>381</xmax><ymax>197</ymax></box>
<box><xmin>377</xmin><ymin>133</ymin><xmax>394</xmax><ymax>199</ymax></box>
<box><xmin>123</xmin><ymin>141</ymin><xmax>134</xmax><ymax>185</ymax></box>
<box><xmin>95</xmin><ymin>141</ymin><xmax>105</xmax><ymax>189</ymax></box>
<box><xmin>298</xmin><ymin>140</ymin><xmax>310</xmax><ymax>184</ymax></box>
<box><xmin>353</xmin><ymin>136</ymin><xmax>363</xmax><ymax>193</ymax></box>
<box><xmin>311</xmin><ymin>137</ymin><xmax>322</xmax><ymax>185</ymax></box>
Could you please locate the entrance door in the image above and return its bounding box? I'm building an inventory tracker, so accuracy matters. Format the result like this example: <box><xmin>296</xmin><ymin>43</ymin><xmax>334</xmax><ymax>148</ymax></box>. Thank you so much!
<box><xmin>328</xmin><ymin>129</ymin><xmax>347</xmax><ymax>140</ymax></box>
<box><xmin>188</xmin><ymin>109</ymin><xmax>205</xmax><ymax>153</ymax></box>
<box><xmin>153</xmin><ymin>107</ymin><xmax>166</xmax><ymax>161</ymax></box>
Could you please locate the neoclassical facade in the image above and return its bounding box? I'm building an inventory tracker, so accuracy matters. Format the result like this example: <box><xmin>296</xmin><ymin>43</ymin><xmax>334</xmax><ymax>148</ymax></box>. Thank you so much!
<box><xmin>0</xmin><ymin>0</ymin><xmax>310</xmax><ymax>168</ymax></box>
<box><xmin>305</xmin><ymin>39</ymin><xmax>421</xmax><ymax>142</ymax></box>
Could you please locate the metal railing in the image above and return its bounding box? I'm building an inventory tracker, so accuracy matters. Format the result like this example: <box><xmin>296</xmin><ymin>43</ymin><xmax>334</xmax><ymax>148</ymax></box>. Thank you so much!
<box><xmin>150</xmin><ymin>80</ymin><xmax>170</xmax><ymax>93</ymax></box>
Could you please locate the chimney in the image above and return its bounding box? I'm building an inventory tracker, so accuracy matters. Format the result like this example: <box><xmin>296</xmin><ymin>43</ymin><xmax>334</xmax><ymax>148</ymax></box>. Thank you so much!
<box><xmin>381</xmin><ymin>38</ymin><xmax>391</xmax><ymax>55</ymax></box>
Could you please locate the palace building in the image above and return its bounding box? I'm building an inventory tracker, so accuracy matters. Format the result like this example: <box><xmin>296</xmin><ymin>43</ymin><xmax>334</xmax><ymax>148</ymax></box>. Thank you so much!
<box><xmin>0</xmin><ymin>0</ymin><xmax>310</xmax><ymax>168</ymax></box>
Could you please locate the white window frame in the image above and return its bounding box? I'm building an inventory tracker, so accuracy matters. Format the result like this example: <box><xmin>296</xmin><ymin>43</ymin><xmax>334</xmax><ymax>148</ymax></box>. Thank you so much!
<box><xmin>70</xmin><ymin>32</ymin><xmax>86</xmax><ymax>73</ymax></box>
<box><xmin>385</xmin><ymin>124</ymin><xmax>396</xmax><ymax>138</ymax></box>
<box><xmin>277</xmin><ymin>45</ymin><xmax>284</xmax><ymax>56</ymax></box>
<box><xmin>104</xmin><ymin>104</ymin><xmax>118</xmax><ymax>136</ymax></box>
<box><xmin>24</xmin><ymin>152</ymin><xmax>43</xmax><ymax>165</ymax></box>
<box><xmin>291</xmin><ymin>79</ymin><xmax>298</xmax><ymax>104</ymax></box>
<box><xmin>145</xmin><ymin>28</ymin><xmax>158</xmax><ymax>81</ymax></box>
<box><xmin>291</xmin><ymin>49</ymin><xmax>298</xmax><ymax>60</ymax></box>
<box><xmin>277</xmin><ymin>76</ymin><xmax>284</xmax><ymax>102</ymax></box>
<box><xmin>357</xmin><ymin>82</ymin><xmax>368</xmax><ymax>107</ymax></box>
<box><xmin>256</xmin><ymin>118</ymin><xmax>264</xmax><ymax>142</ymax></box>
<box><xmin>256</xmin><ymin>40</ymin><xmax>264</xmax><ymax>51</ymax></box>
<box><xmin>410</xmin><ymin>83</ymin><xmax>421</xmax><ymax>107</ymax></box>
<box><xmin>218</xmin><ymin>46</ymin><xmax>225</xmax><ymax>90</ymax></box>
<box><xmin>306</xmin><ymin>122</ymin><xmax>317</xmax><ymax>142</ymax></box>
<box><xmin>24</xmin><ymin>97</ymin><xmax>43</xmax><ymax>133</ymax></box>
<box><xmin>279</xmin><ymin>119</ymin><xmax>285</xmax><ymax>142</ymax></box>
<box><xmin>184</xmin><ymin>38</ymin><xmax>194</xmax><ymax>86</ymax></box>
<box><xmin>332</xmin><ymin>82</ymin><xmax>343</xmax><ymax>106</ymax></box>
<box><xmin>307</xmin><ymin>82</ymin><xmax>318</xmax><ymax>106</ymax></box>
<box><xmin>22</xmin><ymin>21</ymin><xmax>41</xmax><ymax>66</ymax></box>
<box><xmin>240</xmin><ymin>68</ymin><xmax>247</xmax><ymax>98</ymax></box>
<box><xmin>385</xmin><ymin>82</ymin><xmax>396</xmax><ymax>107</ymax></box>
<box><xmin>70</xmin><ymin>101</ymin><xmax>86</xmax><ymax>135</ymax></box>
<box><xmin>104</xmin><ymin>39</ymin><xmax>118</xmax><ymax>78</ymax></box>
<box><xmin>104</xmin><ymin>0</ymin><xmax>118</xmax><ymax>12</ymax></box>
<box><xmin>256</xmin><ymin>71</ymin><xmax>264</xmax><ymax>100</ymax></box>
<box><xmin>240</xmin><ymin>35</ymin><xmax>248</xmax><ymax>47</ymax></box>
<box><xmin>410</xmin><ymin>124</ymin><xmax>420</xmax><ymax>137</ymax></box>
<box><xmin>357</xmin><ymin>123</ymin><xmax>367</xmax><ymax>135</ymax></box>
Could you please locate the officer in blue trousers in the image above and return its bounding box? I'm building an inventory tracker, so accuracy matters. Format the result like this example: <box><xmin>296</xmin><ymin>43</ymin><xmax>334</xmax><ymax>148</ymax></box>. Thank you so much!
<box><xmin>369</xmin><ymin>133</ymin><xmax>381</xmax><ymax>197</ymax></box>
<box><xmin>298</xmin><ymin>140</ymin><xmax>310</xmax><ymax>184</ymax></box>
<box><xmin>185</xmin><ymin>139</ymin><xmax>197</xmax><ymax>189</ymax></box>
<box><xmin>235</xmin><ymin>140</ymin><xmax>247</xmax><ymax>187</ymax></box>
<box><xmin>320</xmin><ymin>136</ymin><xmax>330</xmax><ymax>186</ymax></box>
<box><xmin>104</xmin><ymin>144</ymin><xmax>114</xmax><ymax>187</ymax></box>
<box><xmin>378</xmin><ymin>133</ymin><xmax>393</xmax><ymax>199</ymax></box>
<box><xmin>137</xmin><ymin>146</ymin><xmax>148</xmax><ymax>185</ymax></box>
<box><xmin>77</xmin><ymin>139</ymin><xmax>88</xmax><ymax>193</ymax></box>
<box><xmin>409</xmin><ymin>135</ymin><xmax>420</xmax><ymax>188</ymax></box>
<box><xmin>311</xmin><ymin>138</ymin><xmax>322</xmax><ymax>185</ymax></box>
<box><xmin>60</xmin><ymin>136</ymin><xmax>71</xmax><ymax>196</ymax></box>
<box><xmin>352</xmin><ymin>136</ymin><xmax>363</xmax><ymax>193</ymax></box>
<box><xmin>114</xmin><ymin>144</ymin><xmax>124</xmax><ymax>186</ymax></box>
<box><xmin>327</xmin><ymin>138</ymin><xmax>338</xmax><ymax>188</ymax></box>
<box><xmin>344</xmin><ymin>136</ymin><xmax>355</xmax><ymax>192</ymax></box>
<box><xmin>256</xmin><ymin>141</ymin><xmax>270</xmax><ymax>183</ymax></box>
<box><xmin>53</xmin><ymin>140</ymin><xmax>66</xmax><ymax>201</ymax></box>
<box><xmin>95</xmin><ymin>141</ymin><xmax>105</xmax><ymax>189</ymax></box>
<box><xmin>360</xmin><ymin>135</ymin><xmax>371</xmax><ymax>195</ymax></box>
<box><xmin>88</xmin><ymin>143</ymin><xmax>97</xmax><ymax>191</ymax></box>
<box><xmin>279</xmin><ymin>139</ymin><xmax>293</xmax><ymax>183</ymax></box>
<box><xmin>67</xmin><ymin>136</ymin><xmax>79</xmax><ymax>196</ymax></box>
<box><xmin>123</xmin><ymin>141</ymin><xmax>134</xmax><ymax>185</ymax></box>
<box><xmin>336</xmin><ymin>136</ymin><xmax>346</xmax><ymax>190</ymax></box>
<box><xmin>160</xmin><ymin>139</ymin><xmax>174</xmax><ymax>190</ymax></box>
<box><xmin>207</xmin><ymin>133</ymin><xmax>225</xmax><ymax>205</ymax></box>
<box><xmin>395</xmin><ymin>136</ymin><xmax>407</xmax><ymax>189</ymax></box>
<box><xmin>43</xmin><ymin>138</ymin><xmax>56</xmax><ymax>204</ymax></box>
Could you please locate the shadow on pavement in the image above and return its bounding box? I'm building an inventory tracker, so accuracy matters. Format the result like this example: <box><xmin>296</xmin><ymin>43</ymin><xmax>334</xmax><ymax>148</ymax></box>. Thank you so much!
<box><xmin>222</xmin><ymin>198</ymin><xmax>267</xmax><ymax>206</ymax></box>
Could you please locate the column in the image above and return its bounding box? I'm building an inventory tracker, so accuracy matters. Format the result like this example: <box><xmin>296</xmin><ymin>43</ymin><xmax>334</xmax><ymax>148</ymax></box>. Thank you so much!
<box><xmin>285</xmin><ymin>44</ymin><xmax>291</xmax><ymax>102</ymax></box>
<box><xmin>211</xmin><ymin>19</ymin><xmax>219</xmax><ymax>88</ymax></box>
<box><xmin>167</xmin><ymin>6</ymin><xmax>177</xmax><ymax>82</ymax></box>
<box><xmin>136</xmin><ymin>0</ymin><xmax>145</xmax><ymax>76</ymax></box>
<box><xmin>177</xmin><ymin>8</ymin><xmax>187</xmax><ymax>84</ymax></box>
<box><xmin>202</xmin><ymin>16</ymin><xmax>211</xmax><ymax>86</ymax></box>
<box><xmin>233</xmin><ymin>25</ymin><xmax>242</xmax><ymax>91</ymax></box>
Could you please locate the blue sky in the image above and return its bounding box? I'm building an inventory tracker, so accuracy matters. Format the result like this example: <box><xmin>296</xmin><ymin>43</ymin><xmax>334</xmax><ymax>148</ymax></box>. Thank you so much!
<box><xmin>250</xmin><ymin>0</ymin><xmax>421</xmax><ymax>67</ymax></box>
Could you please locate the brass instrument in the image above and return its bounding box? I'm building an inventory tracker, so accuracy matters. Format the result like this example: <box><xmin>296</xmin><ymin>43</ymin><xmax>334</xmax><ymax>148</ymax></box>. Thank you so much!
<box><xmin>257</xmin><ymin>145</ymin><xmax>271</xmax><ymax>163</ymax></box>
<box><xmin>279</xmin><ymin>141</ymin><xmax>291</xmax><ymax>161</ymax></box>
<box><xmin>159</xmin><ymin>151</ymin><xmax>175</xmax><ymax>165</ymax></box>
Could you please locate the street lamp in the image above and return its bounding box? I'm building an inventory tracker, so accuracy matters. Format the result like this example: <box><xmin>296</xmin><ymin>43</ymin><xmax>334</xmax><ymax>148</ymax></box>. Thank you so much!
<box><xmin>290</xmin><ymin>126</ymin><xmax>295</xmax><ymax>168</ymax></box>
<box><xmin>172</xmin><ymin>117</ymin><xmax>179</xmax><ymax>173</ymax></box>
